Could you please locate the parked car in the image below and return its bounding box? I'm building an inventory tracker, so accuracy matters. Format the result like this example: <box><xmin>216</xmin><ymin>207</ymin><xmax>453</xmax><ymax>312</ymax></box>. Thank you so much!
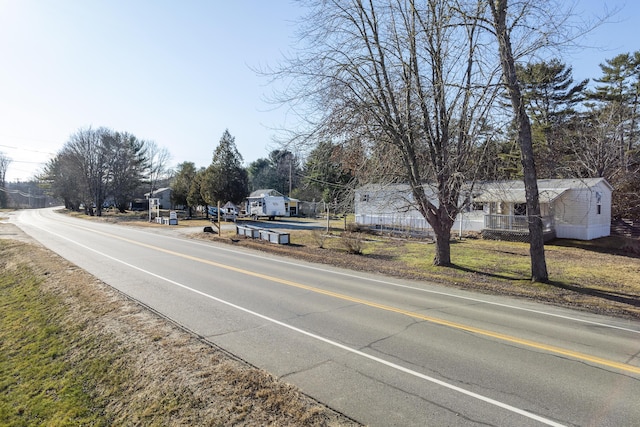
<box><xmin>208</xmin><ymin>206</ymin><xmax>220</xmax><ymax>218</ymax></box>
<box><xmin>208</xmin><ymin>205</ymin><xmax>238</xmax><ymax>222</ymax></box>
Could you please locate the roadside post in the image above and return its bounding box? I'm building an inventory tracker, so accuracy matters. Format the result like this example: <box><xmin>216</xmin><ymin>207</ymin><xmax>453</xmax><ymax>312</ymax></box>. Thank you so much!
<box><xmin>148</xmin><ymin>198</ymin><xmax>160</xmax><ymax>222</ymax></box>
<box><xmin>212</xmin><ymin>201</ymin><xmax>221</xmax><ymax>234</ymax></box>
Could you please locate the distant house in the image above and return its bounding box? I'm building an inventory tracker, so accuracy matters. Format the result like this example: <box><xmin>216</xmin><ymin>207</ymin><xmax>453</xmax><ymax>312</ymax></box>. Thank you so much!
<box><xmin>354</xmin><ymin>178</ymin><xmax>613</xmax><ymax>241</ymax></box>
<box><xmin>221</xmin><ymin>201</ymin><xmax>239</xmax><ymax>221</ymax></box>
<box><xmin>246</xmin><ymin>189</ymin><xmax>299</xmax><ymax>219</ymax></box>
<box><xmin>145</xmin><ymin>187</ymin><xmax>172</xmax><ymax>209</ymax></box>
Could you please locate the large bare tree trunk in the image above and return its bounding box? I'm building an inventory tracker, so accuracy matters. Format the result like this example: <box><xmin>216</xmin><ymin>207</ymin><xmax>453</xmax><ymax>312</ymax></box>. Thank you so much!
<box><xmin>431</xmin><ymin>207</ymin><xmax>455</xmax><ymax>266</ymax></box>
<box><xmin>489</xmin><ymin>0</ymin><xmax>549</xmax><ymax>282</ymax></box>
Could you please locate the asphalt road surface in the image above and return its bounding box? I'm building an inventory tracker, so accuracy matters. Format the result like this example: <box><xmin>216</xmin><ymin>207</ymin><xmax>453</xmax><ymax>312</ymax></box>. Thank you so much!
<box><xmin>10</xmin><ymin>208</ymin><xmax>640</xmax><ymax>426</ymax></box>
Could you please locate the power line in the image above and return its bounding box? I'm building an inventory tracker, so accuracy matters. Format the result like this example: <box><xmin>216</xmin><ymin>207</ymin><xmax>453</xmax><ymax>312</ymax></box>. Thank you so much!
<box><xmin>7</xmin><ymin>159</ymin><xmax>47</xmax><ymax>164</ymax></box>
<box><xmin>0</xmin><ymin>186</ymin><xmax>48</xmax><ymax>199</ymax></box>
<box><xmin>0</xmin><ymin>144</ymin><xmax>56</xmax><ymax>156</ymax></box>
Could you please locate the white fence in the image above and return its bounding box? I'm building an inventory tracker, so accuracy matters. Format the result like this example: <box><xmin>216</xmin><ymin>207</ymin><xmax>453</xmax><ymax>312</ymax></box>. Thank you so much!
<box><xmin>356</xmin><ymin>213</ymin><xmax>432</xmax><ymax>235</ymax></box>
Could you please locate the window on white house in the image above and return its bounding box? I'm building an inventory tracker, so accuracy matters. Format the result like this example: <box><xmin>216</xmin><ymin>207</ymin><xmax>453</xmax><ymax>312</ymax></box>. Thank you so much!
<box><xmin>514</xmin><ymin>203</ymin><xmax>527</xmax><ymax>216</ymax></box>
<box><xmin>361</xmin><ymin>194</ymin><xmax>370</xmax><ymax>202</ymax></box>
<box><xmin>596</xmin><ymin>191</ymin><xmax>602</xmax><ymax>215</ymax></box>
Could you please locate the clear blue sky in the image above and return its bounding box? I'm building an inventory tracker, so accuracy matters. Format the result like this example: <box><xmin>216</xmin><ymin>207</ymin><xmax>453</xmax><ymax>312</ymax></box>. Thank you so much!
<box><xmin>0</xmin><ymin>0</ymin><xmax>637</xmax><ymax>182</ymax></box>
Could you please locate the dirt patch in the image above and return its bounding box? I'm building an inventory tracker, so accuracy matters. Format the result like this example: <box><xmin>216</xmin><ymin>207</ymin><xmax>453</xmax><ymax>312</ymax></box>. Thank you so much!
<box><xmin>0</xmin><ymin>220</ymin><xmax>359</xmax><ymax>426</ymax></box>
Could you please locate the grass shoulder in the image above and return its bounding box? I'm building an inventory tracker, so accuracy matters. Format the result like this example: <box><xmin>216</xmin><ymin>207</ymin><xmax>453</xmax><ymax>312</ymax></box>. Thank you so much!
<box><xmin>0</xmin><ymin>229</ymin><xmax>359</xmax><ymax>426</ymax></box>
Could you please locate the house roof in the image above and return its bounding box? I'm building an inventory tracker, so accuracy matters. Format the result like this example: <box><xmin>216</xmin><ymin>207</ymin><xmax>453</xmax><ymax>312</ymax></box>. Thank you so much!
<box><xmin>144</xmin><ymin>187</ymin><xmax>171</xmax><ymax>197</ymax></box>
<box><xmin>474</xmin><ymin>188</ymin><xmax>568</xmax><ymax>203</ymax></box>
<box><xmin>472</xmin><ymin>178</ymin><xmax>610</xmax><ymax>203</ymax></box>
<box><xmin>248</xmin><ymin>189</ymin><xmax>284</xmax><ymax>198</ymax></box>
<box><xmin>356</xmin><ymin>178</ymin><xmax>611</xmax><ymax>204</ymax></box>
<box><xmin>247</xmin><ymin>189</ymin><xmax>299</xmax><ymax>202</ymax></box>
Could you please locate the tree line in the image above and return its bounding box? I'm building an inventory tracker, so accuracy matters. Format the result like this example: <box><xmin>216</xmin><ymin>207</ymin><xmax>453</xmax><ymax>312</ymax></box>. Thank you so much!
<box><xmin>40</xmin><ymin>127</ymin><xmax>171</xmax><ymax>216</ymax></box>
<box><xmin>38</xmin><ymin>51</ymin><xmax>639</xmax><ymax>236</ymax></box>
<box><xmin>489</xmin><ymin>53</ymin><xmax>640</xmax><ymax>220</ymax></box>
<box><xmin>35</xmin><ymin>124</ymin><xmax>347</xmax><ymax>219</ymax></box>
<box><xmin>170</xmin><ymin>132</ymin><xmax>352</xmax><ymax>218</ymax></box>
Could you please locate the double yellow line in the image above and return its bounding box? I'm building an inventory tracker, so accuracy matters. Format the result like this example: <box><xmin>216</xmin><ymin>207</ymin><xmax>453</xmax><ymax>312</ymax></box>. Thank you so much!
<box><xmin>94</xmin><ymin>226</ymin><xmax>640</xmax><ymax>375</ymax></box>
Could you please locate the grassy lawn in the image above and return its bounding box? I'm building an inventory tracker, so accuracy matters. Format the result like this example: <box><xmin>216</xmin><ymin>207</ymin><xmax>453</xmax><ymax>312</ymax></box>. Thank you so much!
<box><xmin>0</xmin><ymin>232</ymin><xmax>357</xmax><ymax>426</ymax></box>
<box><xmin>0</xmin><ymin>243</ymin><xmax>115</xmax><ymax>426</ymax></box>
<box><xmin>272</xmin><ymin>222</ymin><xmax>638</xmax><ymax>287</ymax></box>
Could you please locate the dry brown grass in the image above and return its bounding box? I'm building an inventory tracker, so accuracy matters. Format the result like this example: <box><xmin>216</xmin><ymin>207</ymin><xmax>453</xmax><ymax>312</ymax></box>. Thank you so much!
<box><xmin>0</xmin><ymin>220</ymin><xmax>360</xmax><ymax>426</ymax></box>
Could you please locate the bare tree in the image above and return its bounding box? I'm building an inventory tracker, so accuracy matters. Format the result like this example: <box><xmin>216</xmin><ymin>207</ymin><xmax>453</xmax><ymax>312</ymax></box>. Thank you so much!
<box><xmin>144</xmin><ymin>140</ymin><xmax>172</xmax><ymax>198</ymax></box>
<box><xmin>276</xmin><ymin>0</ymin><xmax>502</xmax><ymax>266</ymax></box>
<box><xmin>569</xmin><ymin>107</ymin><xmax>623</xmax><ymax>179</ymax></box>
<box><xmin>0</xmin><ymin>152</ymin><xmax>11</xmax><ymax>208</ymax></box>
<box><xmin>64</xmin><ymin>127</ymin><xmax>112</xmax><ymax>215</ymax></box>
<box><xmin>45</xmin><ymin>127</ymin><xmax>150</xmax><ymax>215</ymax></box>
<box><xmin>487</xmin><ymin>0</ymin><xmax>548</xmax><ymax>281</ymax></box>
<box><xmin>482</xmin><ymin>0</ymin><xmax>615</xmax><ymax>281</ymax></box>
<box><xmin>0</xmin><ymin>152</ymin><xmax>9</xmax><ymax>183</ymax></box>
<box><xmin>106</xmin><ymin>132</ymin><xmax>147</xmax><ymax>212</ymax></box>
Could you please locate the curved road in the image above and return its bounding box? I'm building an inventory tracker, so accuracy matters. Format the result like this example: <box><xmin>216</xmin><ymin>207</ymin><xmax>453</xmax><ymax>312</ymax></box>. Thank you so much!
<box><xmin>10</xmin><ymin>208</ymin><xmax>640</xmax><ymax>426</ymax></box>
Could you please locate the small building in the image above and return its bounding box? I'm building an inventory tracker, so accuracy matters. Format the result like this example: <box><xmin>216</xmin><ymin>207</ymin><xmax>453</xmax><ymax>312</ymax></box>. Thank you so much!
<box><xmin>221</xmin><ymin>201</ymin><xmax>239</xmax><ymax>221</ymax></box>
<box><xmin>354</xmin><ymin>178</ymin><xmax>613</xmax><ymax>241</ymax></box>
<box><xmin>246</xmin><ymin>189</ymin><xmax>299</xmax><ymax>219</ymax></box>
<box><xmin>286</xmin><ymin>197</ymin><xmax>300</xmax><ymax>217</ymax></box>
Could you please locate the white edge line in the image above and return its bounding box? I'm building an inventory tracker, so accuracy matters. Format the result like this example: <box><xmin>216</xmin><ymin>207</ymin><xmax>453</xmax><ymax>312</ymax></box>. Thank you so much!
<box><xmin>24</xmin><ymin>218</ymin><xmax>566</xmax><ymax>427</ymax></box>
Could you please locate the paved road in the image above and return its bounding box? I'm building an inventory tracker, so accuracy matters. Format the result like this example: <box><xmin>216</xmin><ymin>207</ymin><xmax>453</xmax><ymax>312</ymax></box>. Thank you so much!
<box><xmin>10</xmin><ymin>208</ymin><xmax>640</xmax><ymax>426</ymax></box>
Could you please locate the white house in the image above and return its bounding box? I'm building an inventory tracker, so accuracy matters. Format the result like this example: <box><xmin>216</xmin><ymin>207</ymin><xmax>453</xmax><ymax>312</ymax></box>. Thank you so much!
<box><xmin>246</xmin><ymin>189</ymin><xmax>299</xmax><ymax>219</ymax></box>
<box><xmin>144</xmin><ymin>187</ymin><xmax>172</xmax><ymax>209</ymax></box>
<box><xmin>354</xmin><ymin>178</ymin><xmax>613</xmax><ymax>241</ymax></box>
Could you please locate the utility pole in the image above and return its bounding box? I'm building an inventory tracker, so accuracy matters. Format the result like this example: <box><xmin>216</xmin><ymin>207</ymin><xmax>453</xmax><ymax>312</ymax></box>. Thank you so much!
<box><xmin>289</xmin><ymin>160</ymin><xmax>292</xmax><ymax>196</ymax></box>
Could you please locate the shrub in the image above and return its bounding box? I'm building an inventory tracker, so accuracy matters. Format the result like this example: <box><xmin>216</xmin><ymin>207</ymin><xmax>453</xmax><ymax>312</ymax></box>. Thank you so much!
<box><xmin>345</xmin><ymin>222</ymin><xmax>362</xmax><ymax>232</ymax></box>
<box><xmin>311</xmin><ymin>229</ymin><xmax>328</xmax><ymax>248</ymax></box>
<box><xmin>340</xmin><ymin>231</ymin><xmax>365</xmax><ymax>254</ymax></box>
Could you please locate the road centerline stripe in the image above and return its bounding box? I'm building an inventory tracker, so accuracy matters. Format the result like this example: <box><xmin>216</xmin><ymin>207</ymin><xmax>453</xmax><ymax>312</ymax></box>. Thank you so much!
<box><xmin>25</xmin><ymin>219</ymin><xmax>569</xmax><ymax>426</ymax></box>
<box><xmin>77</xmin><ymin>223</ymin><xmax>640</xmax><ymax>376</ymax></box>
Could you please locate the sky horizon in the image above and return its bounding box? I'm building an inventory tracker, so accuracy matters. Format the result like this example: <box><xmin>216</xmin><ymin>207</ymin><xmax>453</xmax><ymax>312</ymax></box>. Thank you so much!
<box><xmin>1</xmin><ymin>0</ymin><xmax>637</xmax><ymax>183</ymax></box>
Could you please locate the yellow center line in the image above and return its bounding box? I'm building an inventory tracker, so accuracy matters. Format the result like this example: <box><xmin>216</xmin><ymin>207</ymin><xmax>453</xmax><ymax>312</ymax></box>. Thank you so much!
<box><xmin>90</xmin><ymin>225</ymin><xmax>640</xmax><ymax>375</ymax></box>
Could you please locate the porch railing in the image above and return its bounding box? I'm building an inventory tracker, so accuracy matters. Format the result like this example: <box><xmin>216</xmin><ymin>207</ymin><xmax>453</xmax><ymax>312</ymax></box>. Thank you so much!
<box><xmin>484</xmin><ymin>214</ymin><xmax>553</xmax><ymax>232</ymax></box>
